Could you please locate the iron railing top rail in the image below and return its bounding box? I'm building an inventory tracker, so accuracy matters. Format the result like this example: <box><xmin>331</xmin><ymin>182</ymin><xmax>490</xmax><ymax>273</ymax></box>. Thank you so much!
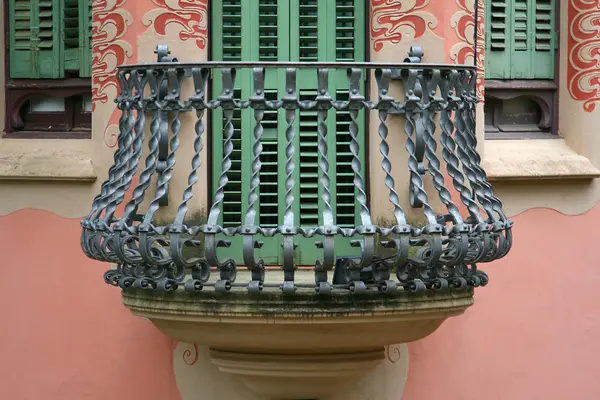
<box><xmin>117</xmin><ymin>60</ymin><xmax>478</xmax><ymax>71</ymax></box>
<box><xmin>82</xmin><ymin>46</ymin><xmax>511</xmax><ymax>296</ymax></box>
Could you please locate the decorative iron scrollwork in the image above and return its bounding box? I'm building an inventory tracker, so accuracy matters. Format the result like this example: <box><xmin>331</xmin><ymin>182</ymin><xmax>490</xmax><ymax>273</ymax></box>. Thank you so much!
<box><xmin>154</xmin><ymin>44</ymin><xmax>180</xmax><ymax>207</ymax></box>
<box><xmin>81</xmin><ymin>50</ymin><xmax>512</xmax><ymax>296</ymax></box>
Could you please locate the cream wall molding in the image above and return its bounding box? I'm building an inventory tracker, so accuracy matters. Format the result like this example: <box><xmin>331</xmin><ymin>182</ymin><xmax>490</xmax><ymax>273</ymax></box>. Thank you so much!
<box><xmin>483</xmin><ymin>139</ymin><xmax>600</xmax><ymax>182</ymax></box>
<box><xmin>0</xmin><ymin>139</ymin><xmax>96</xmax><ymax>182</ymax></box>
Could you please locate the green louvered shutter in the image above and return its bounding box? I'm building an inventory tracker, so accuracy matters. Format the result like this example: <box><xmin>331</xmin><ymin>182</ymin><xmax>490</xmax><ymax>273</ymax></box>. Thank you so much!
<box><xmin>213</xmin><ymin>0</ymin><xmax>243</xmax><ymax>234</ymax></box>
<box><xmin>9</xmin><ymin>0</ymin><xmax>62</xmax><ymax>78</ymax></box>
<box><xmin>485</xmin><ymin>0</ymin><xmax>556</xmax><ymax>79</ymax></box>
<box><xmin>291</xmin><ymin>0</ymin><xmax>366</xmax><ymax>265</ymax></box>
<box><xmin>212</xmin><ymin>0</ymin><xmax>365</xmax><ymax>266</ymax></box>
<box><xmin>63</xmin><ymin>0</ymin><xmax>92</xmax><ymax>77</ymax></box>
<box><xmin>9</xmin><ymin>0</ymin><xmax>92</xmax><ymax>79</ymax></box>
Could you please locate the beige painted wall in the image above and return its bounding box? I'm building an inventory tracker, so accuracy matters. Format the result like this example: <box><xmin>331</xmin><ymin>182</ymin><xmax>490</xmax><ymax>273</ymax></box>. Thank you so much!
<box><xmin>0</xmin><ymin>0</ymin><xmax>597</xmax><ymax>220</ymax></box>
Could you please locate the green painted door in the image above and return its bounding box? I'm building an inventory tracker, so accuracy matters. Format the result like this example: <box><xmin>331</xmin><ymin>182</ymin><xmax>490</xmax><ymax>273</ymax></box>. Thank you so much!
<box><xmin>484</xmin><ymin>0</ymin><xmax>556</xmax><ymax>79</ymax></box>
<box><xmin>212</xmin><ymin>0</ymin><xmax>366</xmax><ymax>266</ymax></box>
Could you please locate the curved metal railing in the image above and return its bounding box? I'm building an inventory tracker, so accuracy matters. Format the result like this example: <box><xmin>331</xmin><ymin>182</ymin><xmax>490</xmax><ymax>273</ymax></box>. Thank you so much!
<box><xmin>81</xmin><ymin>56</ymin><xmax>512</xmax><ymax>295</ymax></box>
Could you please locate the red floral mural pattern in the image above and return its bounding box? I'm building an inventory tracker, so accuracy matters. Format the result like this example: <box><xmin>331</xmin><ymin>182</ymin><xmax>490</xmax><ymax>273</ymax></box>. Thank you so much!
<box><xmin>449</xmin><ymin>0</ymin><xmax>475</xmax><ymax>64</ymax></box>
<box><xmin>449</xmin><ymin>0</ymin><xmax>483</xmax><ymax>98</ymax></box>
<box><xmin>568</xmin><ymin>0</ymin><xmax>600</xmax><ymax>112</ymax></box>
<box><xmin>475</xmin><ymin>0</ymin><xmax>485</xmax><ymax>98</ymax></box>
<box><xmin>92</xmin><ymin>0</ymin><xmax>133</xmax><ymax>111</ymax></box>
<box><xmin>143</xmin><ymin>0</ymin><xmax>209</xmax><ymax>50</ymax></box>
<box><xmin>370</xmin><ymin>0</ymin><xmax>438</xmax><ymax>52</ymax></box>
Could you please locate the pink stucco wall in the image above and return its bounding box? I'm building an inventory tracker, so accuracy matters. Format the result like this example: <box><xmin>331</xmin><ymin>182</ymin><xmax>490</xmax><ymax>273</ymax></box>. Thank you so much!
<box><xmin>1</xmin><ymin>206</ymin><xmax>600</xmax><ymax>399</ymax></box>
<box><xmin>0</xmin><ymin>210</ymin><xmax>180</xmax><ymax>400</ymax></box>
<box><xmin>404</xmin><ymin>205</ymin><xmax>600</xmax><ymax>399</ymax></box>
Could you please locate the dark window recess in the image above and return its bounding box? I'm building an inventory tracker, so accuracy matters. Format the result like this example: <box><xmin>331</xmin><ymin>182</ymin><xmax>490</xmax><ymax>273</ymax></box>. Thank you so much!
<box><xmin>4</xmin><ymin>79</ymin><xmax>92</xmax><ymax>138</ymax></box>
<box><xmin>4</xmin><ymin>0</ymin><xmax>92</xmax><ymax>138</ymax></box>
<box><xmin>19</xmin><ymin>95</ymin><xmax>91</xmax><ymax>133</ymax></box>
<box><xmin>485</xmin><ymin>97</ymin><xmax>545</xmax><ymax>134</ymax></box>
<box><xmin>484</xmin><ymin>81</ymin><xmax>557</xmax><ymax>140</ymax></box>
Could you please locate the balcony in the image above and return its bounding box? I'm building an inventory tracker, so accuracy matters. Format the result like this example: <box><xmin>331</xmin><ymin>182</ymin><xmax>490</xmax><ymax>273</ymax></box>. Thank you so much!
<box><xmin>81</xmin><ymin>48</ymin><xmax>512</xmax><ymax>400</ymax></box>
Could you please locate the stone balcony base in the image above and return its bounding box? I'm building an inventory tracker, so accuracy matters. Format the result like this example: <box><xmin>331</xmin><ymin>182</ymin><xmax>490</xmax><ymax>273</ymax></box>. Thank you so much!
<box><xmin>174</xmin><ymin>342</ymin><xmax>410</xmax><ymax>400</ymax></box>
<box><xmin>122</xmin><ymin>270</ymin><xmax>473</xmax><ymax>399</ymax></box>
<box><xmin>210</xmin><ymin>348</ymin><xmax>384</xmax><ymax>399</ymax></box>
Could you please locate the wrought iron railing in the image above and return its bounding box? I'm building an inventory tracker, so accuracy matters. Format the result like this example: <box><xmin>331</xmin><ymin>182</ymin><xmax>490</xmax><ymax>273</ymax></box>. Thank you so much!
<box><xmin>81</xmin><ymin>50</ymin><xmax>512</xmax><ymax>295</ymax></box>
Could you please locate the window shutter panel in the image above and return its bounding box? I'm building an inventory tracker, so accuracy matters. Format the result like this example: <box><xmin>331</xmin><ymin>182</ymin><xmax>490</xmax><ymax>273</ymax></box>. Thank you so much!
<box><xmin>485</xmin><ymin>0</ymin><xmax>555</xmax><ymax>79</ymax></box>
<box><xmin>293</xmin><ymin>0</ymin><xmax>366</xmax><ymax>264</ymax></box>
<box><xmin>333</xmin><ymin>0</ymin><xmax>364</xmax><ymax>229</ymax></box>
<box><xmin>62</xmin><ymin>0</ymin><xmax>91</xmax><ymax>77</ymax></box>
<box><xmin>63</xmin><ymin>0</ymin><xmax>79</xmax><ymax>73</ymax></box>
<box><xmin>79</xmin><ymin>0</ymin><xmax>93</xmax><ymax>77</ymax></box>
<box><xmin>213</xmin><ymin>0</ymin><xmax>244</xmax><ymax>229</ymax></box>
<box><xmin>531</xmin><ymin>0</ymin><xmax>554</xmax><ymax>78</ymax></box>
<box><xmin>211</xmin><ymin>0</ymin><xmax>366</xmax><ymax>266</ymax></box>
<box><xmin>484</xmin><ymin>0</ymin><xmax>510</xmax><ymax>79</ymax></box>
<box><xmin>9</xmin><ymin>0</ymin><xmax>62</xmax><ymax>78</ymax></box>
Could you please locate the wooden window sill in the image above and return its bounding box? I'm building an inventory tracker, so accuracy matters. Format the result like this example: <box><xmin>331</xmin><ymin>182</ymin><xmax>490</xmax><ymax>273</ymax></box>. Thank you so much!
<box><xmin>0</xmin><ymin>139</ymin><xmax>97</xmax><ymax>182</ymax></box>
<box><xmin>482</xmin><ymin>139</ymin><xmax>600</xmax><ymax>181</ymax></box>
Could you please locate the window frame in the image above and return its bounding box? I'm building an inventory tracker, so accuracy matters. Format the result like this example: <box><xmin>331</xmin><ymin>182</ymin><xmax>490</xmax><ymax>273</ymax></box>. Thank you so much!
<box><xmin>483</xmin><ymin>0</ymin><xmax>560</xmax><ymax>140</ymax></box>
<box><xmin>2</xmin><ymin>0</ymin><xmax>92</xmax><ymax>139</ymax></box>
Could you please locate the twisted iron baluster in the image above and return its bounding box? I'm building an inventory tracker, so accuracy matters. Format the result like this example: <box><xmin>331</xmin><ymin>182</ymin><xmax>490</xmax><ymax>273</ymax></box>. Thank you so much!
<box><xmin>243</xmin><ymin>68</ymin><xmax>266</xmax><ymax>288</ymax></box>
<box><xmin>458</xmin><ymin>71</ymin><xmax>512</xmax><ymax>260</ymax></box>
<box><xmin>421</xmin><ymin>69</ymin><xmax>469</xmax><ymax>268</ymax></box>
<box><xmin>205</xmin><ymin>68</ymin><xmax>237</xmax><ymax>289</ymax></box>
<box><xmin>401</xmin><ymin>67</ymin><xmax>443</xmax><ymax>269</ymax></box>
<box><xmin>170</xmin><ymin>67</ymin><xmax>211</xmax><ymax>285</ymax></box>
<box><xmin>138</xmin><ymin>67</ymin><xmax>186</xmax><ymax>274</ymax></box>
<box><xmin>82</xmin><ymin>69</ymin><xmax>131</xmax><ymax>226</ymax></box>
<box><xmin>449</xmin><ymin>71</ymin><xmax>497</xmax><ymax>265</ymax></box>
<box><xmin>439</xmin><ymin>70</ymin><xmax>485</xmax><ymax>225</ymax></box>
<box><xmin>281</xmin><ymin>68</ymin><xmax>298</xmax><ymax>293</ymax></box>
<box><xmin>112</xmin><ymin>70</ymin><xmax>165</xmax><ymax>267</ymax></box>
<box><xmin>402</xmin><ymin>69</ymin><xmax>436</xmax><ymax>223</ymax></box>
<box><xmin>347</xmin><ymin>69</ymin><xmax>371</xmax><ymax>228</ymax></box>
<box><xmin>374</xmin><ymin>69</ymin><xmax>408</xmax><ymax>227</ymax></box>
<box><xmin>421</xmin><ymin>69</ymin><xmax>463</xmax><ymax>225</ymax></box>
<box><xmin>87</xmin><ymin>70</ymin><xmax>136</xmax><ymax>225</ymax></box>
<box><xmin>313</xmin><ymin>68</ymin><xmax>335</xmax><ymax>288</ymax></box>
<box><xmin>371</xmin><ymin>69</ymin><xmax>410</xmax><ymax>284</ymax></box>
<box><xmin>462</xmin><ymin>71</ymin><xmax>507</xmax><ymax>221</ymax></box>
<box><xmin>96</xmin><ymin>72</ymin><xmax>139</xmax><ymax>265</ymax></box>
<box><xmin>451</xmin><ymin>73</ymin><xmax>496</xmax><ymax>222</ymax></box>
<box><xmin>440</xmin><ymin>71</ymin><xmax>488</xmax><ymax>269</ymax></box>
<box><xmin>343</xmin><ymin>68</ymin><xmax>374</xmax><ymax>287</ymax></box>
<box><xmin>82</xmin><ymin>69</ymin><xmax>134</xmax><ymax>262</ymax></box>
<box><xmin>101</xmin><ymin>70</ymin><xmax>148</xmax><ymax>226</ymax></box>
<box><xmin>116</xmin><ymin>69</ymin><xmax>163</xmax><ymax>231</ymax></box>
